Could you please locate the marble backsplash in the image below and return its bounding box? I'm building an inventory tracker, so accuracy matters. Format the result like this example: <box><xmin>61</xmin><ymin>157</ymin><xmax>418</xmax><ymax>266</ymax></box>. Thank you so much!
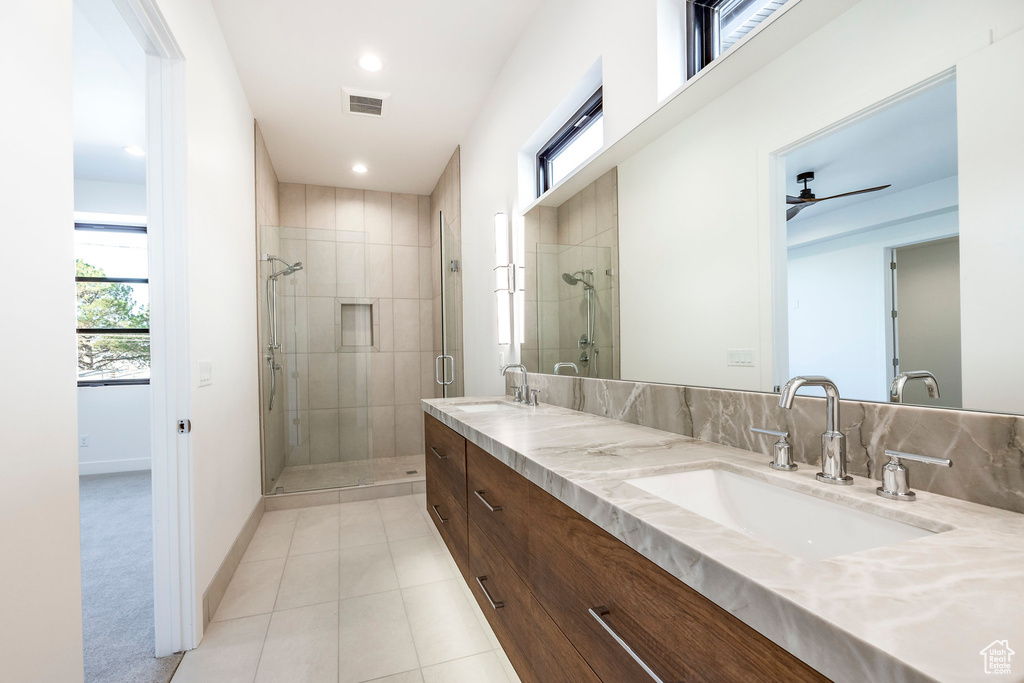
<box><xmin>507</xmin><ymin>373</ymin><xmax>1024</xmax><ymax>515</ymax></box>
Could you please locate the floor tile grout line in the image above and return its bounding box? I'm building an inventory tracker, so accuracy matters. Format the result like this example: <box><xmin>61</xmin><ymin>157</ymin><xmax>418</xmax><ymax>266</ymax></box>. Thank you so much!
<box><xmin>385</xmin><ymin>535</ymin><xmax>424</xmax><ymax>672</ymax></box>
<box><xmin>247</xmin><ymin>610</ymin><xmax>274</xmax><ymax>683</ymax></box>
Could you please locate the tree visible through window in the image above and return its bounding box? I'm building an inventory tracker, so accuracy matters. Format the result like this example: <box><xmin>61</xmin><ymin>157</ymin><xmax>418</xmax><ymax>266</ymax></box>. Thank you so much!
<box><xmin>75</xmin><ymin>225</ymin><xmax>150</xmax><ymax>384</ymax></box>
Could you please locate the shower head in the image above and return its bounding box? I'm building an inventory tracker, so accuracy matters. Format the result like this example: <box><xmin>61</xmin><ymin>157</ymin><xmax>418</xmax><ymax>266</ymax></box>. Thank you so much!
<box><xmin>561</xmin><ymin>270</ymin><xmax>594</xmax><ymax>289</ymax></box>
<box><xmin>267</xmin><ymin>256</ymin><xmax>303</xmax><ymax>279</ymax></box>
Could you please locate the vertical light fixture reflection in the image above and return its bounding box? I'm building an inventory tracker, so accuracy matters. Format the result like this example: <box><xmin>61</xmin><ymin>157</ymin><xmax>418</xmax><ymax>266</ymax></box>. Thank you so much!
<box><xmin>512</xmin><ymin>214</ymin><xmax>526</xmax><ymax>345</ymax></box>
<box><xmin>494</xmin><ymin>213</ymin><xmax>512</xmax><ymax>345</ymax></box>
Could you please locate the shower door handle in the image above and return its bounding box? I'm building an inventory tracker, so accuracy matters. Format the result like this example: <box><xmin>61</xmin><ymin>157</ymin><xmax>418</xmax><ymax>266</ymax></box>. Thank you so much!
<box><xmin>434</xmin><ymin>355</ymin><xmax>444</xmax><ymax>386</ymax></box>
<box><xmin>441</xmin><ymin>355</ymin><xmax>454</xmax><ymax>386</ymax></box>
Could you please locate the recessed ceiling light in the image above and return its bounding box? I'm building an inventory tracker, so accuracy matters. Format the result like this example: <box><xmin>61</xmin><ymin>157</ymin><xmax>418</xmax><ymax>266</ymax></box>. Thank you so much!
<box><xmin>123</xmin><ymin>145</ymin><xmax>145</xmax><ymax>157</ymax></box>
<box><xmin>352</xmin><ymin>164</ymin><xmax>368</xmax><ymax>174</ymax></box>
<box><xmin>358</xmin><ymin>54</ymin><xmax>383</xmax><ymax>72</ymax></box>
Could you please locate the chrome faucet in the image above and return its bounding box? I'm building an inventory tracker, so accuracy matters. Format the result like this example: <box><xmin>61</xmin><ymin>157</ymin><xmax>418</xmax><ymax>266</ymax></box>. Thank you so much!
<box><xmin>553</xmin><ymin>362</ymin><xmax>579</xmax><ymax>375</ymax></box>
<box><xmin>501</xmin><ymin>364</ymin><xmax>535</xmax><ymax>405</ymax></box>
<box><xmin>778</xmin><ymin>376</ymin><xmax>853</xmax><ymax>485</ymax></box>
<box><xmin>889</xmin><ymin>370</ymin><xmax>940</xmax><ymax>403</ymax></box>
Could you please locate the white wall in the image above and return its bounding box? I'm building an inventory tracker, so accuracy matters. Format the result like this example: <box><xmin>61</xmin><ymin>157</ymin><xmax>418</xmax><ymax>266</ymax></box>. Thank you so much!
<box><xmin>153</xmin><ymin>0</ymin><xmax>262</xmax><ymax>638</ymax></box>
<box><xmin>459</xmin><ymin>0</ymin><xmax>657</xmax><ymax>395</ymax></box>
<box><xmin>77</xmin><ymin>385</ymin><xmax>151</xmax><ymax>474</ymax></box>
<box><xmin>0</xmin><ymin>3</ymin><xmax>85</xmax><ymax>681</ymax></box>
<box><xmin>74</xmin><ymin>178</ymin><xmax>147</xmax><ymax>215</ymax></box>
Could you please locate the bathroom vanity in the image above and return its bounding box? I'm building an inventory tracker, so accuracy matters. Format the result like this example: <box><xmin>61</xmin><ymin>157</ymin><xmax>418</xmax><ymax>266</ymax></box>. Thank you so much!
<box><xmin>422</xmin><ymin>397</ymin><xmax>1024</xmax><ymax>683</ymax></box>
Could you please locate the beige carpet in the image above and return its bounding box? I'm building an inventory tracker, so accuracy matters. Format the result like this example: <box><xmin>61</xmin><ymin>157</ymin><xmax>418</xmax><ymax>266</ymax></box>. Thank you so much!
<box><xmin>80</xmin><ymin>471</ymin><xmax>182</xmax><ymax>683</ymax></box>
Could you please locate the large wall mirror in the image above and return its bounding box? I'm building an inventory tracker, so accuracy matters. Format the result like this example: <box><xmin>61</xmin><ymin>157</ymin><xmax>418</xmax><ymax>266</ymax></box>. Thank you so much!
<box><xmin>519</xmin><ymin>10</ymin><xmax>1024</xmax><ymax>417</ymax></box>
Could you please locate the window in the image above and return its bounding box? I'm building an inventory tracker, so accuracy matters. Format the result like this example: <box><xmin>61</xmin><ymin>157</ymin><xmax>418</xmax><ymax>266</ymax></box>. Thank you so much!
<box><xmin>537</xmin><ymin>87</ymin><xmax>604</xmax><ymax>195</ymax></box>
<box><xmin>75</xmin><ymin>223</ymin><xmax>150</xmax><ymax>385</ymax></box>
<box><xmin>687</xmin><ymin>0</ymin><xmax>788</xmax><ymax>79</ymax></box>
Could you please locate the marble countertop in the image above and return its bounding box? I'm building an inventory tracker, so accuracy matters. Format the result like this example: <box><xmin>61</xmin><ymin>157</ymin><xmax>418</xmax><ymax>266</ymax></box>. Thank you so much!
<box><xmin>422</xmin><ymin>396</ymin><xmax>1024</xmax><ymax>683</ymax></box>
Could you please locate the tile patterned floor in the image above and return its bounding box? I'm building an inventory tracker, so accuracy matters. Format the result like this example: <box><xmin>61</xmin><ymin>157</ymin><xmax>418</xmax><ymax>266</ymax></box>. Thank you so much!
<box><xmin>275</xmin><ymin>456</ymin><xmax>426</xmax><ymax>493</ymax></box>
<box><xmin>172</xmin><ymin>494</ymin><xmax>520</xmax><ymax>683</ymax></box>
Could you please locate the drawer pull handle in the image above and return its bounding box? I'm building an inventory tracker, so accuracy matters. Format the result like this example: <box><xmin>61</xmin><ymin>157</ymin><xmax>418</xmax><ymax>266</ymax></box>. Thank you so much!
<box><xmin>475</xmin><ymin>575</ymin><xmax>504</xmax><ymax>610</ymax></box>
<box><xmin>588</xmin><ymin>607</ymin><xmax>665</xmax><ymax>683</ymax></box>
<box><xmin>430</xmin><ymin>446</ymin><xmax>448</xmax><ymax>460</ymax></box>
<box><xmin>473</xmin><ymin>490</ymin><xmax>503</xmax><ymax>512</ymax></box>
<box><xmin>430</xmin><ymin>505</ymin><xmax>448</xmax><ymax>524</ymax></box>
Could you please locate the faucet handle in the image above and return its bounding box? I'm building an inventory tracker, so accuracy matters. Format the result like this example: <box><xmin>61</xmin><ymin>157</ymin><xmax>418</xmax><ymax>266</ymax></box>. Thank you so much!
<box><xmin>529</xmin><ymin>389</ymin><xmax>540</xmax><ymax>406</ymax></box>
<box><xmin>876</xmin><ymin>450</ymin><xmax>952</xmax><ymax>501</ymax></box>
<box><xmin>750</xmin><ymin>427</ymin><xmax>796</xmax><ymax>471</ymax></box>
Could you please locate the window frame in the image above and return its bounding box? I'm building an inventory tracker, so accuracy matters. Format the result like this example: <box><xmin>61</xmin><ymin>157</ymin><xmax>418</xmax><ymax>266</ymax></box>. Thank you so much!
<box><xmin>686</xmin><ymin>0</ymin><xmax>786</xmax><ymax>79</ymax></box>
<box><xmin>75</xmin><ymin>222</ymin><xmax>151</xmax><ymax>387</ymax></box>
<box><xmin>536</xmin><ymin>87</ymin><xmax>604</xmax><ymax>196</ymax></box>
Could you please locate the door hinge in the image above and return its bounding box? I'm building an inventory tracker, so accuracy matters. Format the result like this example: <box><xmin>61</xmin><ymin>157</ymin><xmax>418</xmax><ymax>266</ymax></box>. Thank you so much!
<box><xmin>890</xmin><ymin>261</ymin><xmax>897</xmax><ymax>270</ymax></box>
<box><xmin>177</xmin><ymin>419</ymin><xmax>191</xmax><ymax>434</ymax></box>
<box><xmin>893</xmin><ymin>358</ymin><xmax>899</xmax><ymax>368</ymax></box>
<box><xmin>891</xmin><ymin>310</ymin><xmax>898</xmax><ymax>319</ymax></box>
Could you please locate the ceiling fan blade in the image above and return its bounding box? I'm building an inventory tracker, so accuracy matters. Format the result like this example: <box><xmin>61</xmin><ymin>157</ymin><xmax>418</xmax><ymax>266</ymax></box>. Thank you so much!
<box><xmin>786</xmin><ymin>204</ymin><xmax>808</xmax><ymax>221</ymax></box>
<box><xmin>785</xmin><ymin>195</ymin><xmax>808</xmax><ymax>205</ymax></box>
<box><xmin>810</xmin><ymin>184</ymin><xmax>892</xmax><ymax>202</ymax></box>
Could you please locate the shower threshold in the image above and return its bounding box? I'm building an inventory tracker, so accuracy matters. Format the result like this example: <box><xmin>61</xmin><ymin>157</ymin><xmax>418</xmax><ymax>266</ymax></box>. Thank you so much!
<box><xmin>272</xmin><ymin>455</ymin><xmax>425</xmax><ymax>494</ymax></box>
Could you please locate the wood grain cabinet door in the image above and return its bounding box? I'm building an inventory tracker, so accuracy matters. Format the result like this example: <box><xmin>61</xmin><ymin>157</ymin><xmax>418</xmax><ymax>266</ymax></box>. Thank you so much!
<box><xmin>528</xmin><ymin>485</ymin><xmax>828</xmax><ymax>683</ymax></box>
<box><xmin>468</xmin><ymin>521</ymin><xmax>601</xmax><ymax>683</ymax></box>
<box><xmin>424</xmin><ymin>414</ymin><xmax>468</xmax><ymax>513</ymax></box>
<box><xmin>466</xmin><ymin>442</ymin><xmax>531</xmax><ymax>577</ymax></box>
<box><xmin>425</xmin><ymin>464</ymin><xmax>469</xmax><ymax>580</ymax></box>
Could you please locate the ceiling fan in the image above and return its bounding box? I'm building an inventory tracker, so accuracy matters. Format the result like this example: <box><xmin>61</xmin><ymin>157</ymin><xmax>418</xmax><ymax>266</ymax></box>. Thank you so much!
<box><xmin>786</xmin><ymin>171</ymin><xmax>891</xmax><ymax>221</ymax></box>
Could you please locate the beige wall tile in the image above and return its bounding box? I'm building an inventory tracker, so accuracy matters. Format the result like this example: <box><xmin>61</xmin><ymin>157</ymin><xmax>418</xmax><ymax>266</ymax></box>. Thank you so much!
<box><xmin>339</xmin><ymin>408</ymin><xmax>371</xmax><ymax>462</ymax></box>
<box><xmin>337</xmin><ymin>188</ymin><xmax>365</xmax><ymax>232</ymax></box>
<box><xmin>308</xmin><ymin>353</ymin><xmax>339</xmax><ymax>409</ymax></box>
<box><xmin>419</xmin><ymin>351</ymin><xmax>437</xmax><ymax>398</ymax></box>
<box><xmin>418</xmin><ymin>300</ymin><xmax>433</xmax><ymax>350</ymax></box>
<box><xmin>371</xmin><ymin>406</ymin><xmax>395</xmax><ymax>459</ymax></box>
<box><xmin>377</xmin><ymin>298</ymin><xmax>394</xmax><ymax>353</ymax></box>
<box><xmin>338</xmin><ymin>353</ymin><xmax>370</xmax><ymax>408</ymax></box>
<box><xmin>370</xmin><ymin>353</ymin><xmax>395</xmax><ymax>406</ymax></box>
<box><xmin>540</xmin><ymin>206</ymin><xmax>558</xmax><ymax>244</ymax></box>
<box><xmin>580</xmin><ymin>182</ymin><xmax>597</xmax><ymax>241</ymax></box>
<box><xmin>393</xmin><ymin>299</ymin><xmax>421</xmax><ymax>352</ymax></box>
<box><xmin>279</xmin><ymin>239</ymin><xmax>307</xmax><ymax>296</ymax></box>
<box><xmin>305</xmin><ymin>240</ymin><xmax>337</xmax><ymax>297</ymax></box>
<box><xmin>418</xmin><ymin>195</ymin><xmax>432</xmax><ymax>246</ymax></box>
<box><xmin>394</xmin><ymin>352</ymin><xmax>420</xmax><ymax>405</ymax></box>
<box><xmin>394</xmin><ymin>405</ymin><xmax>424</xmax><ymax>457</ymax></box>
<box><xmin>392</xmin><ymin>246</ymin><xmax>419</xmax><ymax>299</ymax></box>
<box><xmin>365</xmin><ymin>191</ymin><xmax>392</xmax><ymax>244</ymax></box>
<box><xmin>418</xmin><ymin>247</ymin><xmax>432</xmax><ymax>299</ymax></box>
<box><xmin>305</xmin><ymin>185</ymin><xmax>336</xmax><ymax>231</ymax></box>
<box><xmin>309</xmin><ymin>409</ymin><xmax>340</xmax><ymax>464</ymax></box>
<box><xmin>279</xmin><ymin>183</ymin><xmax>306</xmax><ymax>228</ymax></box>
<box><xmin>392</xmin><ymin>193</ymin><xmax>419</xmax><ymax>246</ymax></box>
<box><xmin>336</xmin><ymin>242</ymin><xmax>366</xmax><ymax>298</ymax></box>
<box><xmin>367</xmin><ymin>244</ymin><xmax>393</xmax><ymax>298</ymax></box>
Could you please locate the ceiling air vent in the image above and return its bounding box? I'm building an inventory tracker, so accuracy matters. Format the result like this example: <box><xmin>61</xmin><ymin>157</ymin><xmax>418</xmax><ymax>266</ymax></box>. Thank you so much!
<box><xmin>342</xmin><ymin>87</ymin><xmax>390</xmax><ymax>118</ymax></box>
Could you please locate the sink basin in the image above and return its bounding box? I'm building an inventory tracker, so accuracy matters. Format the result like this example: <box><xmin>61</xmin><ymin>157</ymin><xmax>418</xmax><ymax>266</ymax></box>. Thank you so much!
<box><xmin>455</xmin><ymin>402</ymin><xmax>521</xmax><ymax>414</ymax></box>
<box><xmin>625</xmin><ymin>468</ymin><xmax>936</xmax><ymax>561</ymax></box>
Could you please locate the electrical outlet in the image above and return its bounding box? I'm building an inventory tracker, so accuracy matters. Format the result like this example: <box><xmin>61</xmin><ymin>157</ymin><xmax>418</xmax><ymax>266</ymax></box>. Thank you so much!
<box><xmin>198</xmin><ymin>360</ymin><xmax>213</xmax><ymax>387</ymax></box>
<box><xmin>498</xmin><ymin>352</ymin><xmax>505</xmax><ymax>370</ymax></box>
<box><xmin>79</xmin><ymin>435</ymin><xmax>89</xmax><ymax>448</ymax></box>
<box><xmin>727</xmin><ymin>349</ymin><xmax>755</xmax><ymax>367</ymax></box>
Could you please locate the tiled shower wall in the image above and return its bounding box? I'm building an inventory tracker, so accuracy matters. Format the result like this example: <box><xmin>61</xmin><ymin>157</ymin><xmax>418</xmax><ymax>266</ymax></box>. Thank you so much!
<box><xmin>512</xmin><ymin>372</ymin><xmax>1024</xmax><ymax>515</ymax></box>
<box><xmin>523</xmin><ymin>168</ymin><xmax>619</xmax><ymax>378</ymax></box>
<box><xmin>271</xmin><ymin>182</ymin><xmax>437</xmax><ymax>475</ymax></box>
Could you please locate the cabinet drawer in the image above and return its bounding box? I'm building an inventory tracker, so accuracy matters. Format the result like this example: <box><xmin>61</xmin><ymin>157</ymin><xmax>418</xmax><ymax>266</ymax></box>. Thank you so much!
<box><xmin>425</xmin><ymin>465</ymin><xmax>469</xmax><ymax>580</ymax></box>
<box><xmin>468</xmin><ymin>521</ymin><xmax>600</xmax><ymax>683</ymax></box>
<box><xmin>466</xmin><ymin>441</ymin><xmax>530</xmax><ymax>577</ymax></box>
<box><xmin>528</xmin><ymin>485</ymin><xmax>828</xmax><ymax>683</ymax></box>
<box><xmin>424</xmin><ymin>414</ymin><xmax>467</xmax><ymax>513</ymax></box>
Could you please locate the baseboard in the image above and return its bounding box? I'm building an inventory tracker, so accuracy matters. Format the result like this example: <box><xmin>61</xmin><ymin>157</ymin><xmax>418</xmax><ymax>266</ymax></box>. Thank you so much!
<box><xmin>79</xmin><ymin>457</ymin><xmax>151</xmax><ymax>475</ymax></box>
<box><xmin>201</xmin><ymin>496</ymin><xmax>264</xmax><ymax>633</ymax></box>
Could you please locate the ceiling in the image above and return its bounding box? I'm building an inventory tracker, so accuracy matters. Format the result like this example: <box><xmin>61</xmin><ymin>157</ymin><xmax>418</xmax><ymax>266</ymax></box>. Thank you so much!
<box><xmin>211</xmin><ymin>0</ymin><xmax>543</xmax><ymax>194</ymax></box>
<box><xmin>73</xmin><ymin>0</ymin><xmax>146</xmax><ymax>185</ymax></box>
<box><xmin>784</xmin><ymin>77</ymin><xmax>958</xmax><ymax>224</ymax></box>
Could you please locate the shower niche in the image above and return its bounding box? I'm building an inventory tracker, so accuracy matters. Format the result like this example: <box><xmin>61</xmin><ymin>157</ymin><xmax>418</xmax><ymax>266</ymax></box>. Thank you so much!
<box><xmin>336</xmin><ymin>299</ymin><xmax>380</xmax><ymax>351</ymax></box>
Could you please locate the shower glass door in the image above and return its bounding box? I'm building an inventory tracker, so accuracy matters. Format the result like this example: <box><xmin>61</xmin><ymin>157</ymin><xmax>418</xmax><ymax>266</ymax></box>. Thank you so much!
<box><xmin>439</xmin><ymin>211</ymin><xmax>463</xmax><ymax>397</ymax></box>
<box><xmin>258</xmin><ymin>223</ymin><xmax>375</xmax><ymax>494</ymax></box>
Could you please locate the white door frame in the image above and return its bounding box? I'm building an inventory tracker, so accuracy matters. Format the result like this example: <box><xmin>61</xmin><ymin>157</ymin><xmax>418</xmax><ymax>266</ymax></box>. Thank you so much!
<box><xmin>113</xmin><ymin>0</ymin><xmax>195</xmax><ymax>656</ymax></box>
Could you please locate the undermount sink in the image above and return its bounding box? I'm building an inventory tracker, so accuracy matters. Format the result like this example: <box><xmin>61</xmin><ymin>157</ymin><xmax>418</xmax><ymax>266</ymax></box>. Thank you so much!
<box><xmin>625</xmin><ymin>468</ymin><xmax>937</xmax><ymax>561</ymax></box>
<box><xmin>455</xmin><ymin>401</ymin><xmax>521</xmax><ymax>414</ymax></box>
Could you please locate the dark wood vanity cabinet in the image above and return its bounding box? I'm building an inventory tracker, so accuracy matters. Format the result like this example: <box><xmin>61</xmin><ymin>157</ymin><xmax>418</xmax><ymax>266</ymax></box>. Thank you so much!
<box><xmin>423</xmin><ymin>413</ymin><xmax>829</xmax><ymax>683</ymax></box>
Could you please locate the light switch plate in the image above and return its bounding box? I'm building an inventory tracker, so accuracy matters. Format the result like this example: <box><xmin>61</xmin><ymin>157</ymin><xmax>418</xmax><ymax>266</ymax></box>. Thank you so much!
<box><xmin>727</xmin><ymin>349</ymin><xmax>755</xmax><ymax>367</ymax></box>
<box><xmin>198</xmin><ymin>360</ymin><xmax>213</xmax><ymax>387</ymax></box>
<box><xmin>79</xmin><ymin>435</ymin><xmax>89</xmax><ymax>447</ymax></box>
